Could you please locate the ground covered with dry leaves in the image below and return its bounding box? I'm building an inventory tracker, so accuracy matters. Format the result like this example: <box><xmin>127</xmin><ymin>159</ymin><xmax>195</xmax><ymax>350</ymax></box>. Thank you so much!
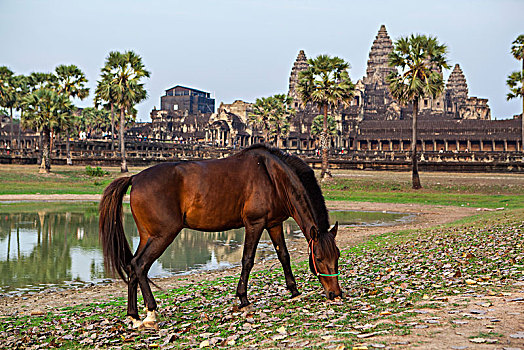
<box><xmin>0</xmin><ymin>210</ymin><xmax>522</xmax><ymax>349</ymax></box>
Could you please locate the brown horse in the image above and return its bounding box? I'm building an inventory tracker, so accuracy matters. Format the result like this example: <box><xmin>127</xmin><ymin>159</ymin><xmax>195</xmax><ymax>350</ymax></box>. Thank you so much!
<box><xmin>99</xmin><ymin>144</ymin><xmax>341</xmax><ymax>329</ymax></box>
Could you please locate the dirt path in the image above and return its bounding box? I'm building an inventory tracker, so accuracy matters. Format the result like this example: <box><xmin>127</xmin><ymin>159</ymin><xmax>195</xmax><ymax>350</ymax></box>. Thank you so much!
<box><xmin>0</xmin><ymin>200</ymin><xmax>477</xmax><ymax>316</ymax></box>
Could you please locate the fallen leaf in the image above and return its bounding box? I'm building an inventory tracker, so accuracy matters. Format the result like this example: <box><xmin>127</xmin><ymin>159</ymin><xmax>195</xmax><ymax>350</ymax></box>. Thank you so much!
<box><xmin>276</xmin><ymin>326</ymin><xmax>286</xmax><ymax>334</ymax></box>
<box><xmin>469</xmin><ymin>338</ymin><xmax>486</xmax><ymax>343</ymax></box>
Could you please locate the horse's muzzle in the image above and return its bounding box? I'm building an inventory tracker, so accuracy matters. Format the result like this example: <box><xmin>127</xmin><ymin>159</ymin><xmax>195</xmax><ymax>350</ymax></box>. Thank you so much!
<box><xmin>328</xmin><ymin>290</ymin><xmax>343</xmax><ymax>300</ymax></box>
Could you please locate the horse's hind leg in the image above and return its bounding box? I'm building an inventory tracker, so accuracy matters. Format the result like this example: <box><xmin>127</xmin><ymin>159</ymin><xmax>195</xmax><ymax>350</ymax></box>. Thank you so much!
<box><xmin>236</xmin><ymin>221</ymin><xmax>264</xmax><ymax>309</ymax></box>
<box><xmin>131</xmin><ymin>230</ymin><xmax>180</xmax><ymax>329</ymax></box>
<box><xmin>127</xmin><ymin>240</ymin><xmax>151</xmax><ymax>328</ymax></box>
<box><xmin>268</xmin><ymin>224</ymin><xmax>300</xmax><ymax>298</ymax></box>
<box><xmin>127</xmin><ymin>270</ymin><xmax>142</xmax><ymax>328</ymax></box>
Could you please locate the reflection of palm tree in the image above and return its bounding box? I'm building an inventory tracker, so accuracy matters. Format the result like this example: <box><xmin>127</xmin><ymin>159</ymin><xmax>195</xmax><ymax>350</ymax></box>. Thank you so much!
<box><xmin>156</xmin><ymin>229</ymin><xmax>246</xmax><ymax>272</ymax></box>
<box><xmin>0</xmin><ymin>207</ymin><xmax>302</xmax><ymax>293</ymax></box>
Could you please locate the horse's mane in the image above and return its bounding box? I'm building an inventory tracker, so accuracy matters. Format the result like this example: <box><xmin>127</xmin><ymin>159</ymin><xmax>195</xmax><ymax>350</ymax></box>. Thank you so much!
<box><xmin>242</xmin><ymin>144</ymin><xmax>330</xmax><ymax>233</ymax></box>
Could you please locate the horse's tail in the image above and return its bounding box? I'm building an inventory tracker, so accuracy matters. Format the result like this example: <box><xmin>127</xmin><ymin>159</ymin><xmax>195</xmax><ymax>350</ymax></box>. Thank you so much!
<box><xmin>99</xmin><ymin>176</ymin><xmax>134</xmax><ymax>284</ymax></box>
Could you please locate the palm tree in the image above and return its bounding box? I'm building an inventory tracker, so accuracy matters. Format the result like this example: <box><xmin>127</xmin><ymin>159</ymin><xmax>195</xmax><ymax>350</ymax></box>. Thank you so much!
<box><xmin>248</xmin><ymin>94</ymin><xmax>295</xmax><ymax>147</ymax></box>
<box><xmin>54</xmin><ymin>64</ymin><xmax>90</xmax><ymax>165</ymax></box>
<box><xmin>101</xmin><ymin>51</ymin><xmax>150</xmax><ymax>172</ymax></box>
<box><xmin>508</xmin><ymin>34</ymin><xmax>524</xmax><ymax>152</ymax></box>
<box><xmin>94</xmin><ymin>76</ymin><xmax>118</xmax><ymax>150</ymax></box>
<box><xmin>249</xmin><ymin>96</ymin><xmax>274</xmax><ymax>143</ymax></box>
<box><xmin>387</xmin><ymin>34</ymin><xmax>449</xmax><ymax>189</ymax></box>
<box><xmin>0</xmin><ymin>67</ymin><xmax>16</xmax><ymax>147</ymax></box>
<box><xmin>23</xmin><ymin>88</ymin><xmax>73</xmax><ymax>173</ymax></box>
<box><xmin>13</xmin><ymin>75</ymin><xmax>30</xmax><ymax>147</ymax></box>
<box><xmin>54</xmin><ymin>65</ymin><xmax>89</xmax><ymax>100</ymax></box>
<box><xmin>269</xmin><ymin>94</ymin><xmax>294</xmax><ymax>148</ymax></box>
<box><xmin>297</xmin><ymin>55</ymin><xmax>354</xmax><ymax>179</ymax></box>
<box><xmin>311</xmin><ymin>114</ymin><xmax>336</xmax><ymax>138</ymax></box>
<box><xmin>28</xmin><ymin>72</ymin><xmax>57</xmax><ymax>91</ymax></box>
<box><xmin>82</xmin><ymin>107</ymin><xmax>110</xmax><ymax>136</ymax></box>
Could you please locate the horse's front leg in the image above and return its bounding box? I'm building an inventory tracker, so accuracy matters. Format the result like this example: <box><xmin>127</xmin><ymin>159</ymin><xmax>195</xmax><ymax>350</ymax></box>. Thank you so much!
<box><xmin>268</xmin><ymin>224</ymin><xmax>300</xmax><ymax>298</ymax></box>
<box><xmin>236</xmin><ymin>221</ymin><xmax>264</xmax><ymax>309</ymax></box>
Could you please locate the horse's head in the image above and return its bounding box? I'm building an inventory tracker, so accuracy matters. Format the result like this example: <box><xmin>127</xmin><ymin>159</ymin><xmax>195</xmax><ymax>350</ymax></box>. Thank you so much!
<box><xmin>309</xmin><ymin>222</ymin><xmax>342</xmax><ymax>300</ymax></box>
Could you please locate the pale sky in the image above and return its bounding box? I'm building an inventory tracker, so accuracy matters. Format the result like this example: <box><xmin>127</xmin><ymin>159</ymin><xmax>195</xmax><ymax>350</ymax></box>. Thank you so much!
<box><xmin>0</xmin><ymin>0</ymin><xmax>522</xmax><ymax>121</ymax></box>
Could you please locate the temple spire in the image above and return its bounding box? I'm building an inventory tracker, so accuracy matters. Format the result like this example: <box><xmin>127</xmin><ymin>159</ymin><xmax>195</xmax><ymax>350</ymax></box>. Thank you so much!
<box><xmin>288</xmin><ymin>50</ymin><xmax>309</xmax><ymax>103</ymax></box>
<box><xmin>446</xmin><ymin>64</ymin><xmax>469</xmax><ymax>99</ymax></box>
<box><xmin>364</xmin><ymin>24</ymin><xmax>394</xmax><ymax>84</ymax></box>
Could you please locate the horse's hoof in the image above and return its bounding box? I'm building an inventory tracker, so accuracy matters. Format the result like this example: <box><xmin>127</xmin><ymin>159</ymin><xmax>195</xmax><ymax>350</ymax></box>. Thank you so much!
<box><xmin>143</xmin><ymin>320</ymin><xmax>159</xmax><ymax>330</ymax></box>
<box><xmin>128</xmin><ymin>316</ymin><xmax>144</xmax><ymax>329</ymax></box>
<box><xmin>143</xmin><ymin>310</ymin><xmax>159</xmax><ymax>330</ymax></box>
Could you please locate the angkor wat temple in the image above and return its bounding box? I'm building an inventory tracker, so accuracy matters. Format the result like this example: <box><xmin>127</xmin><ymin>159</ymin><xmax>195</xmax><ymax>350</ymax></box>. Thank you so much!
<box><xmin>149</xmin><ymin>25</ymin><xmax>522</xmax><ymax>154</ymax></box>
<box><xmin>1</xmin><ymin>25</ymin><xmax>522</xmax><ymax>170</ymax></box>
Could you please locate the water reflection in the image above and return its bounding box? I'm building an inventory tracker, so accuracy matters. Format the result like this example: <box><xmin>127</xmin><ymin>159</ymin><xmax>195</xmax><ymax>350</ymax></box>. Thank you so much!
<box><xmin>0</xmin><ymin>203</ymin><xmax>299</xmax><ymax>295</ymax></box>
<box><xmin>0</xmin><ymin>203</ymin><xmax>413</xmax><ymax>295</ymax></box>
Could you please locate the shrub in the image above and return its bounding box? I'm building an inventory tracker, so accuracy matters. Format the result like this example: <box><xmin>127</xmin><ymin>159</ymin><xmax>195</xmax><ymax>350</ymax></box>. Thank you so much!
<box><xmin>85</xmin><ymin>166</ymin><xmax>109</xmax><ymax>177</ymax></box>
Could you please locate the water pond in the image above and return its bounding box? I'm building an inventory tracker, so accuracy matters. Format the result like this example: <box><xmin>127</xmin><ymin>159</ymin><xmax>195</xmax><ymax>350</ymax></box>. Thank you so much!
<box><xmin>0</xmin><ymin>201</ymin><xmax>414</xmax><ymax>295</ymax></box>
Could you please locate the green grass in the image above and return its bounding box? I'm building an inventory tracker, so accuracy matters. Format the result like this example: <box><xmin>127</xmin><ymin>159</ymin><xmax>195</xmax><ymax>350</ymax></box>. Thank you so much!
<box><xmin>0</xmin><ymin>167</ymin><xmax>118</xmax><ymax>194</ymax></box>
<box><xmin>324</xmin><ymin>189</ymin><xmax>521</xmax><ymax>208</ymax></box>
<box><xmin>0</xmin><ymin>201</ymin><xmax>101</xmax><ymax>213</ymax></box>
<box><xmin>1</xmin><ymin>166</ymin><xmax>523</xmax><ymax>210</ymax></box>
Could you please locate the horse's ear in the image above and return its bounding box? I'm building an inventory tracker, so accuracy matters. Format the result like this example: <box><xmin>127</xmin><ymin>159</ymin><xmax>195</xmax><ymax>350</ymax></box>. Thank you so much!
<box><xmin>329</xmin><ymin>221</ymin><xmax>339</xmax><ymax>238</ymax></box>
<box><xmin>310</xmin><ymin>226</ymin><xmax>319</xmax><ymax>241</ymax></box>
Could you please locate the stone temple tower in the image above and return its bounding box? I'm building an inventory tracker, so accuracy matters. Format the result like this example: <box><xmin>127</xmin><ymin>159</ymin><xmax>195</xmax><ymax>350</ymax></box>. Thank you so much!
<box><xmin>362</xmin><ymin>25</ymin><xmax>396</xmax><ymax>119</ymax></box>
<box><xmin>445</xmin><ymin>64</ymin><xmax>469</xmax><ymax>115</ymax></box>
<box><xmin>288</xmin><ymin>50</ymin><xmax>309</xmax><ymax>108</ymax></box>
<box><xmin>444</xmin><ymin>64</ymin><xmax>491</xmax><ymax>120</ymax></box>
<box><xmin>364</xmin><ymin>25</ymin><xmax>395</xmax><ymax>86</ymax></box>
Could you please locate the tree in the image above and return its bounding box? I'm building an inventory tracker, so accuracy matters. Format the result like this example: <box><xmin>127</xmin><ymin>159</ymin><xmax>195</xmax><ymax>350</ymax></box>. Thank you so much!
<box><xmin>249</xmin><ymin>96</ymin><xmax>274</xmax><ymax>143</ymax></box>
<box><xmin>23</xmin><ymin>88</ymin><xmax>73</xmax><ymax>173</ymax></box>
<box><xmin>12</xmin><ymin>75</ymin><xmax>30</xmax><ymax>147</ymax></box>
<box><xmin>54</xmin><ymin>64</ymin><xmax>89</xmax><ymax>165</ymax></box>
<box><xmin>508</xmin><ymin>34</ymin><xmax>524</xmax><ymax>152</ymax></box>
<box><xmin>0</xmin><ymin>67</ymin><xmax>16</xmax><ymax>147</ymax></box>
<box><xmin>387</xmin><ymin>34</ymin><xmax>449</xmax><ymax>189</ymax></box>
<box><xmin>94</xmin><ymin>74</ymin><xmax>118</xmax><ymax>150</ymax></box>
<box><xmin>249</xmin><ymin>94</ymin><xmax>295</xmax><ymax>147</ymax></box>
<box><xmin>28</xmin><ymin>72</ymin><xmax>57</xmax><ymax>91</ymax></box>
<box><xmin>100</xmin><ymin>51</ymin><xmax>150</xmax><ymax>172</ymax></box>
<box><xmin>81</xmin><ymin>107</ymin><xmax>110</xmax><ymax>136</ymax></box>
<box><xmin>297</xmin><ymin>55</ymin><xmax>354</xmax><ymax>179</ymax></box>
<box><xmin>311</xmin><ymin>114</ymin><xmax>336</xmax><ymax>138</ymax></box>
<box><xmin>268</xmin><ymin>94</ymin><xmax>294</xmax><ymax>148</ymax></box>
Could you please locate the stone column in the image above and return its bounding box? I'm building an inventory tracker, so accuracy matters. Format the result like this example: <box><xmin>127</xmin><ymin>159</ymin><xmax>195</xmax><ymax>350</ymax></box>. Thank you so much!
<box><xmin>492</xmin><ymin>140</ymin><xmax>496</xmax><ymax>152</ymax></box>
<box><xmin>467</xmin><ymin>140</ymin><xmax>471</xmax><ymax>151</ymax></box>
<box><xmin>504</xmin><ymin>140</ymin><xmax>508</xmax><ymax>152</ymax></box>
<box><xmin>433</xmin><ymin>140</ymin><xmax>437</xmax><ymax>152</ymax></box>
<box><xmin>445</xmin><ymin>140</ymin><xmax>449</xmax><ymax>151</ymax></box>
